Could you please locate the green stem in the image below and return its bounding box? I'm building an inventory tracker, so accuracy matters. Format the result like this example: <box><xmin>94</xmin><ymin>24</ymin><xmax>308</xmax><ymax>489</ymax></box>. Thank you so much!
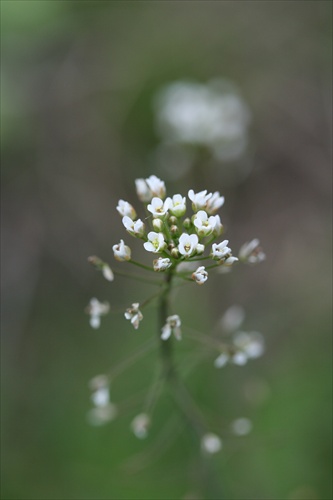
<box><xmin>114</xmin><ymin>269</ymin><xmax>162</xmax><ymax>286</ymax></box>
<box><xmin>129</xmin><ymin>259</ymin><xmax>155</xmax><ymax>273</ymax></box>
<box><xmin>158</xmin><ymin>271</ymin><xmax>175</xmax><ymax>379</ymax></box>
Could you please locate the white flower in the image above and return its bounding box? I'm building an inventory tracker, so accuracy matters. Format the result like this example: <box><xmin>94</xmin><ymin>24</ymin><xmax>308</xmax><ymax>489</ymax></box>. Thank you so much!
<box><xmin>224</xmin><ymin>256</ymin><xmax>238</xmax><ymax>266</ymax></box>
<box><xmin>239</xmin><ymin>239</ymin><xmax>266</xmax><ymax>264</ymax></box>
<box><xmin>231</xmin><ymin>351</ymin><xmax>248</xmax><ymax>366</ymax></box>
<box><xmin>192</xmin><ymin>266</ymin><xmax>208</xmax><ymax>285</ymax></box>
<box><xmin>146</xmin><ymin>175</ymin><xmax>166</xmax><ymax>199</ymax></box>
<box><xmin>124</xmin><ymin>303</ymin><xmax>143</xmax><ymax>330</ymax></box>
<box><xmin>153</xmin><ymin>257</ymin><xmax>172</xmax><ymax>272</ymax></box>
<box><xmin>165</xmin><ymin>194</ymin><xmax>186</xmax><ymax>217</ymax></box>
<box><xmin>188</xmin><ymin>189</ymin><xmax>212</xmax><ymax>212</ymax></box>
<box><xmin>213</xmin><ymin>214</ymin><xmax>224</xmax><ymax>236</ymax></box>
<box><xmin>116</xmin><ymin>200</ymin><xmax>136</xmax><ymax>220</ymax></box>
<box><xmin>220</xmin><ymin>305</ymin><xmax>245</xmax><ymax>332</ymax></box>
<box><xmin>122</xmin><ymin>216</ymin><xmax>145</xmax><ymax>238</ymax></box>
<box><xmin>87</xmin><ymin>403</ymin><xmax>118</xmax><ymax>426</ymax></box>
<box><xmin>143</xmin><ymin>232</ymin><xmax>167</xmax><ymax>253</ymax></box>
<box><xmin>231</xmin><ymin>418</ymin><xmax>253</xmax><ymax>436</ymax></box>
<box><xmin>178</xmin><ymin>233</ymin><xmax>199</xmax><ymax>257</ymax></box>
<box><xmin>211</xmin><ymin>240</ymin><xmax>238</xmax><ymax>266</ymax></box>
<box><xmin>201</xmin><ymin>433</ymin><xmax>222</xmax><ymax>454</ymax></box>
<box><xmin>91</xmin><ymin>387</ymin><xmax>109</xmax><ymax>407</ymax></box>
<box><xmin>206</xmin><ymin>192</ymin><xmax>225</xmax><ymax>215</ymax></box>
<box><xmin>161</xmin><ymin>314</ymin><xmax>182</xmax><ymax>341</ymax></box>
<box><xmin>193</xmin><ymin>210</ymin><xmax>218</xmax><ymax>237</ymax></box>
<box><xmin>86</xmin><ymin>298</ymin><xmax>110</xmax><ymax>329</ymax></box>
<box><xmin>135</xmin><ymin>178</ymin><xmax>152</xmax><ymax>202</ymax></box>
<box><xmin>88</xmin><ymin>256</ymin><xmax>114</xmax><ymax>282</ymax></box>
<box><xmin>155</xmin><ymin>80</ymin><xmax>250</xmax><ymax>161</ymax></box>
<box><xmin>102</xmin><ymin>264</ymin><xmax>114</xmax><ymax>282</ymax></box>
<box><xmin>112</xmin><ymin>239</ymin><xmax>131</xmax><ymax>261</ymax></box>
<box><xmin>211</xmin><ymin>240</ymin><xmax>232</xmax><ymax>260</ymax></box>
<box><xmin>89</xmin><ymin>375</ymin><xmax>110</xmax><ymax>407</ymax></box>
<box><xmin>214</xmin><ymin>352</ymin><xmax>229</xmax><ymax>368</ymax></box>
<box><xmin>233</xmin><ymin>331</ymin><xmax>265</xmax><ymax>359</ymax></box>
<box><xmin>131</xmin><ymin>413</ymin><xmax>150</xmax><ymax>439</ymax></box>
<box><xmin>147</xmin><ymin>197</ymin><xmax>171</xmax><ymax>218</ymax></box>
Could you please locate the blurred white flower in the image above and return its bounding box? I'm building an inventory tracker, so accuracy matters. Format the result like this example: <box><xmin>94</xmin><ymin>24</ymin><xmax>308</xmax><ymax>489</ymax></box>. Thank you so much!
<box><xmin>231</xmin><ymin>351</ymin><xmax>248</xmax><ymax>366</ymax></box>
<box><xmin>201</xmin><ymin>433</ymin><xmax>222</xmax><ymax>454</ymax></box>
<box><xmin>112</xmin><ymin>239</ymin><xmax>131</xmax><ymax>261</ymax></box>
<box><xmin>116</xmin><ymin>200</ymin><xmax>137</xmax><ymax>220</ymax></box>
<box><xmin>233</xmin><ymin>331</ymin><xmax>265</xmax><ymax>359</ymax></box>
<box><xmin>144</xmin><ymin>231</ymin><xmax>167</xmax><ymax>253</ymax></box>
<box><xmin>239</xmin><ymin>239</ymin><xmax>266</xmax><ymax>264</ymax></box>
<box><xmin>131</xmin><ymin>413</ymin><xmax>150</xmax><ymax>439</ymax></box>
<box><xmin>214</xmin><ymin>352</ymin><xmax>229</xmax><ymax>368</ymax></box>
<box><xmin>155</xmin><ymin>80</ymin><xmax>250</xmax><ymax>160</ymax></box>
<box><xmin>231</xmin><ymin>417</ymin><xmax>253</xmax><ymax>436</ymax></box>
<box><xmin>88</xmin><ymin>256</ymin><xmax>114</xmax><ymax>282</ymax></box>
<box><xmin>192</xmin><ymin>266</ymin><xmax>208</xmax><ymax>285</ymax></box>
<box><xmin>212</xmin><ymin>214</ymin><xmax>224</xmax><ymax>237</ymax></box>
<box><xmin>206</xmin><ymin>192</ymin><xmax>225</xmax><ymax>215</ymax></box>
<box><xmin>224</xmin><ymin>256</ymin><xmax>238</xmax><ymax>266</ymax></box>
<box><xmin>86</xmin><ymin>298</ymin><xmax>110</xmax><ymax>329</ymax></box>
<box><xmin>101</xmin><ymin>264</ymin><xmax>114</xmax><ymax>282</ymax></box>
<box><xmin>91</xmin><ymin>386</ymin><xmax>109</xmax><ymax>407</ymax></box>
<box><xmin>220</xmin><ymin>305</ymin><xmax>245</xmax><ymax>332</ymax></box>
<box><xmin>122</xmin><ymin>216</ymin><xmax>145</xmax><ymax>238</ymax></box>
<box><xmin>178</xmin><ymin>233</ymin><xmax>199</xmax><ymax>257</ymax></box>
<box><xmin>161</xmin><ymin>314</ymin><xmax>182</xmax><ymax>341</ymax></box>
<box><xmin>135</xmin><ymin>178</ymin><xmax>152</xmax><ymax>202</ymax></box>
<box><xmin>124</xmin><ymin>303</ymin><xmax>143</xmax><ymax>330</ymax></box>
<box><xmin>87</xmin><ymin>404</ymin><xmax>118</xmax><ymax>426</ymax></box>
<box><xmin>146</xmin><ymin>175</ymin><xmax>166</xmax><ymax>199</ymax></box>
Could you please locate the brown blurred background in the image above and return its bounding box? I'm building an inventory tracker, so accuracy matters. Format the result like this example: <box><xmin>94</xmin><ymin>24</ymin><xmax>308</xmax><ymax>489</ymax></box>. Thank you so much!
<box><xmin>1</xmin><ymin>1</ymin><xmax>332</xmax><ymax>499</ymax></box>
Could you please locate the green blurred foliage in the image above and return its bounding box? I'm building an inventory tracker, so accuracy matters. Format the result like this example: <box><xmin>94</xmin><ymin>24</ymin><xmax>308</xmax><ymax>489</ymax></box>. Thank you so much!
<box><xmin>1</xmin><ymin>1</ymin><xmax>332</xmax><ymax>499</ymax></box>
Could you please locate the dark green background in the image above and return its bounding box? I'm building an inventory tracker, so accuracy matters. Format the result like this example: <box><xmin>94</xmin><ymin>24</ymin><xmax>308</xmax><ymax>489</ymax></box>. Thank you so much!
<box><xmin>1</xmin><ymin>1</ymin><xmax>332</xmax><ymax>499</ymax></box>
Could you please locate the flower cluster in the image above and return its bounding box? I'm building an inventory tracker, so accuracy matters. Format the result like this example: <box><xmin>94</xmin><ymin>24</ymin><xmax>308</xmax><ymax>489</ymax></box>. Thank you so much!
<box><xmin>86</xmin><ymin>175</ymin><xmax>265</xmax><ymax>336</ymax></box>
<box><xmin>113</xmin><ymin>176</ymin><xmax>241</xmax><ymax>296</ymax></box>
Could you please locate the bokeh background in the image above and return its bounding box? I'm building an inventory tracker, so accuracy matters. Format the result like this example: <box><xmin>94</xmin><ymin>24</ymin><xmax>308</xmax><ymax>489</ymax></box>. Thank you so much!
<box><xmin>1</xmin><ymin>1</ymin><xmax>332</xmax><ymax>499</ymax></box>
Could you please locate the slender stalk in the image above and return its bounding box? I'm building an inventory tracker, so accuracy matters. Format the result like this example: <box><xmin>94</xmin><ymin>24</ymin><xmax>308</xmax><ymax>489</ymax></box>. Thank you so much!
<box><xmin>158</xmin><ymin>271</ymin><xmax>175</xmax><ymax>378</ymax></box>
<box><xmin>114</xmin><ymin>268</ymin><xmax>162</xmax><ymax>286</ymax></box>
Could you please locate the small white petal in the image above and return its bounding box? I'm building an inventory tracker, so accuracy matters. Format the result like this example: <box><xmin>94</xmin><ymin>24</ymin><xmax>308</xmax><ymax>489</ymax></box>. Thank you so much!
<box><xmin>201</xmin><ymin>433</ymin><xmax>222</xmax><ymax>454</ymax></box>
<box><xmin>214</xmin><ymin>352</ymin><xmax>229</xmax><ymax>368</ymax></box>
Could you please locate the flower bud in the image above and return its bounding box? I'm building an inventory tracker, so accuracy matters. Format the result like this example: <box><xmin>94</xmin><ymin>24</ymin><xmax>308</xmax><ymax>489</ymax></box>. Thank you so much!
<box><xmin>196</xmin><ymin>243</ymin><xmax>205</xmax><ymax>255</ymax></box>
<box><xmin>171</xmin><ymin>248</ymin><xmax>179</xmax><ymax>259</ymax></box>
<box><xmin>170</xmin><ymin>225</ymin><xmax>179</xmax><ymax>236</ymax></box>
<box><xmin>183</xmin><ymin>218</ymin><xmax>191</xmax><ymax>229</ymax></box>
<box><xmin>169</xmin><ymin>215</ymin><xmax>178</xmax><ymax>225</ymax></box>
<box><xmin>152</xmin><ymin>218</ymin><xmax>164</xmax><ymax>232</ymax></box>
<box><xmin>131</xmin><ymin>413</ymin><xmax>150</xmax><ymax>439</ymax></box>
<box><xmin>112</xmin><ymin>240</ymin><xmax>131</xmax><ymax>262</ymax></box>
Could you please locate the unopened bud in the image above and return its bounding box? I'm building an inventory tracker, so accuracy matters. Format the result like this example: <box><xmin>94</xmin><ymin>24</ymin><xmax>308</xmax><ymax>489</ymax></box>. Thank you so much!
<box><xmin>170</xmin><ymin>225</ymin><xmax>179</xmax><ymax>236</ymax></box>
<box><xmin>169</xmin><ymin>216</ymin><xmax>178</xmax><ymax>225</ymax></box>
<box><xmin>183</xmin><ymin>218</ymin><xmax>191</xmax><ymax>229</ymax></box>
<box><xmin>196</xmin><ymin>244</ymin><xmax>205</xmax><ymax>255</ymax></box>
<box><xmin>171</xmin><ymin>248</ymin><xmax>179</xmax><ymax>259</ymax></box>
<box><xmin>152</xmin><ymin>218</ymin><xmax>164</xmax><ymax>232</ymax></box>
